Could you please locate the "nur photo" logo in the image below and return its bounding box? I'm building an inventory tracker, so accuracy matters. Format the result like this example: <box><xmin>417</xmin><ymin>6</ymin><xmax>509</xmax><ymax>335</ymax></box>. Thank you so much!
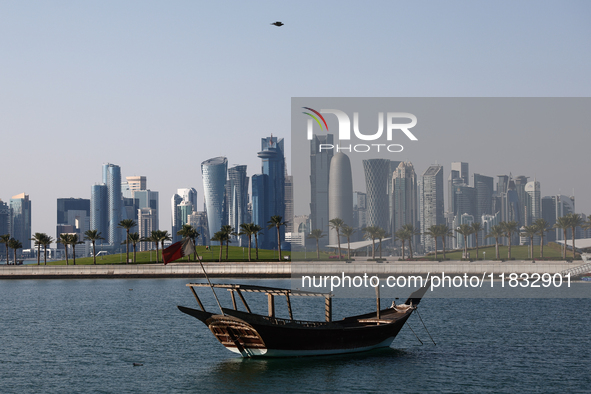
<box><xmin>302</xmin><ymin>107</ymin><xmax>418</xmax><ymax>153</ymax></box>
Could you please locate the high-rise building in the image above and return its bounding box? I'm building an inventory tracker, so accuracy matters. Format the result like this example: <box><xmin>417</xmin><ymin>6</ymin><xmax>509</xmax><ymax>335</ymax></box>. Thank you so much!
<box><xmin>420</xmin><ymin>165</ymin><xmax>444</xmax><ymax>252</ymax></box>
<box><xmin>103</xmin><ymin>163</ymin><xmax>122</xmax><ymax>246</ymax></box>
<box><xmin>177</xmin><ymin>188</ymin><xmax>197</xmax><ymax>211</ymax></box>
<box><xmin>227</xmin><ymin>165</ymin><xmax>249</xmax><ymax>245</ymax></box>
<box><xmin>126</xmin><ymin>176</ymin><xmax>147</xmax><ymax>191</ymax></box>
<box><xmin>171</xmin><ymin>193</ymin><xmax>183</xmax><ymax>242</ymax></box>
<box><xmin>90</xmin><ymin>184</ymin><xmax>108</xmax><ymax>243</ymax></box>
<box><xmin>473</xmin><ymin>173</ymin><xmax>494</xmax><ymax>220</ymax></box>
<box><xmin>0</xmin><ymin>199</ymin><xmax>10</xmax><ymax>257</ymax></box>
<box><xmin>56</xmin><ymin>198</ymin><xmax>90</xmax><ymax>250</ymax></box>
<box><xmin>514</xmin><ymin>175</ymin><xmax>529</xmax><ymax>226</ymax></box>
<box><xmin>451</xmin><ymin>162</ymin><xmax>469</xmax><ymax>185</ymax></box>
<box><xmin>138</xmin><ymin>207</ymin><xmax>158</xmax><ymax>252</ymax></box>
<box><xmin>525</xmin><ymin>180</ymin><xmax>541</xmax><ymax>226</ymax></box>
<box><xmin>363</xmin><ymin>159</ymin><xmax>390</xmax><ymax>232</ymax></box>
<box><xmin>310</xmin><ymin>134</ymin><xmax>333</xmax><ymax>240</ymax></box>
<box><xmin>187</xmin><ymin>211</ymin><xmax>209</xmax><ymax>246</ymax></box>
<box><xmin>254</xmin><ymin>135</ymin><xmax>285</xmax><ymax>249</ymax></box>
<box><xmin>392</xmin><ymin>162</ymin><xmax>418</xmax><ymax>235</ymax></box>
<box><xmin>284</xmin><ymin>175</ymin><xmax>294</xmax><ymax>233</ymax></box>
<box><xmin>251</xmin><ymin>174</ymin><xmax>267</xmax><ymax>247</ymax></box>
<box><xmin>328</xmin><ymin>153</ymin><xmax>353</xmax><ymax>245</ymax></box>
<box><xmin>353</xmin><ymin>191</ymin><xmax>367</xmax><ymax>235</ymax></box>
<box><xmin>10</xmin><ymin>193</ymin><xmax>31</xmax><ymax>249</ymax></box>
<box><xmin>201</xmin><ymin>157</ymin><xmax>228</xmax><ymax>242</ymax></box>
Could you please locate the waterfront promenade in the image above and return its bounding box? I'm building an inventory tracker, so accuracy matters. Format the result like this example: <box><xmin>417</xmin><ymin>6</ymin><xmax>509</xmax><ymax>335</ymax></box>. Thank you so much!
<box><xmin>0</xmin><ymin>259</ymin><xmax>582</xmax><ymax>279</ymax></box>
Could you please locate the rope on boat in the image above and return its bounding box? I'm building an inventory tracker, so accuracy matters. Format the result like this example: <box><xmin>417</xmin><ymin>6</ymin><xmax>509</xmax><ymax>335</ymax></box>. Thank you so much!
<box><xmin>416</xmin><ymin>309</ymin><xmax>436</xmax><ymax>345</ymax></box>
<box><xmin>405</xmin><ymin>321</ymin><xmax>423</xmax><ymax>345</ymax></box>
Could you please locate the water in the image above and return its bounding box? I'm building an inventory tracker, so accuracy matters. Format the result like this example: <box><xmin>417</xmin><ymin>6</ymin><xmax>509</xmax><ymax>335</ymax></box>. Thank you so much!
<box><xmin>0</xmin><ymin>279</ymin><xmax>589</xmax><ymax>393</ymax></box>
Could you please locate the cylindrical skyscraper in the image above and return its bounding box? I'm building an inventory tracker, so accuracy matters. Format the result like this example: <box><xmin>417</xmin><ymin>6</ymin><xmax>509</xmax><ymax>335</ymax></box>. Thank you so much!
<box><xmin>328</xmin><ymin>153</ymin><xmax>353</xmax><ymax>245</ymax></box>
<box><xmin>363</xmin><ymin>158</ymin><xmax>390</xmax><ymax>232</ymax></box>
<box><xmin>201</xmin><ymin>157</ymin><xmax>228</xmax><ymax>243</ymax></box>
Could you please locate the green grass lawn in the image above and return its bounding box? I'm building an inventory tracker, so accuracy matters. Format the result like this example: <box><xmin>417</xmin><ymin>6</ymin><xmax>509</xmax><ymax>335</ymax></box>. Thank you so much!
<box><xmin>42</xmin><ymin>245</ymin><xmax>291</xmax><ymax>265</ymax></box>
<box><xmin>424</xmin><ymin>242</ymin><xmax>579</xmax><ymax>261</ymax></box>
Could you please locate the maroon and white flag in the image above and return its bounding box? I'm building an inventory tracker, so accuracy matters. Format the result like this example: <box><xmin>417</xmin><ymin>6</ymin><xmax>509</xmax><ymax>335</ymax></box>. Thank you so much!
<box><xmin>162</xmin><ymin>237</ymin><xmax>195</xmax><ymax>265</ymax></box>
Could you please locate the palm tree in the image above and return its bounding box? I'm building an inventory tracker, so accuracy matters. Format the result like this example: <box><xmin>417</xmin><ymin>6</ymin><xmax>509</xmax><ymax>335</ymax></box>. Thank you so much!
<box><xmin>554</xmin><ymin>216</ymin><xmax>570</xmax><ymax>260</ymax></box>
<box><xmin>1</xmin><ymin>234</ymin><xmax>11</xmax><ymax>264</ymax></box>
<box><xmin>84</xmin><ymin>230</ymin><xmax>104</xmax><ymax>265</ymax></box>
<box><xmin>156</xmin><ymin>230</ymin><xmax>172</xmax><ymax>262</ymax></box>
<box><xmin>455</xmin><ymin>224</ymin><xmax>473</xmax><ymax>260</ymax></box>
<box><xmin>7</xmin><ymin>238</ymin><xmax>22</xmax><ymax>265</ymax></box>
<box><xmin>394</xmin><ymin>228</ymin><xmax>409</xmax><ymax>260</ymax></box>
<box><xmin>220</xmin><ymin>225</ymin><xmax>234</xmax><ymax>260</ymax></box>
<box><xmin>486</xmin><ymin>224</ymin><xmax>504</xmax><ymax>260</ymax></box>
<box><xmin>177</xmin><ymin>224</ymin><xmax>200</xmax><ymax>261</ymax></box>
<box><xmin>501</xmin><ymin>221</ymin><xmax>519</xmax><ymax>260</ymax></box>
<box><xmin>40</xmin><ymin>234</ymin><xmax>54</xmax><ymax>265</ymax></box>
<box><xmin>329</xmin><ymin>218</ymin><xmax>345</xmax><ymax>259</ymax></box>
<box><xmin>363</xmin><ymin>226</ymin><xmax>380</xmax><ymax>259</ymax></box>
<box><xmin>376</xmin><ymin>227</ymin><xmax>388</xmax><ymax>259</ymax></box>
<box><xmin>402</xmin><ymin>224</ymin><xmax>420</xmax><ymax>259</ymax></box>
<box><xmin>438</xmin><ymin>224</ymin><xmax>454</xmax><ymax>260</ymax></box>
<box><xmin>341</xmin><ymin>225</ymin><xmax>356</xmax><ymax>259</ymax></box>
<box><xmin>118</xmin><ymin>219</ymin><xmax>137</xmax><ymax>264</ymax></box>
<box><xmin>128</xmin><ymin>232</ymin><xmax>141</xmax><ymax>263</ymax></box>
<box><xmin>307</xmin><ymin>229</ymin><xmax>325</xmax><ymax>259</ymax></box>
<box><xmin>239</xmin><ymin>223</ymin><xmax>255</xmax><ymax>262</ymax></box>
<box><xmin>471</xmin><ymin>222</ymin><xmax>483</xmax><ymax>260</ymax></box>
<box><xmin>30</xmin><ymin>232</ymin><xmax>48</xmax><ymax>265</ymax></box>
<box><xmin>521</xmin><ymin>225</ymin><xmax>537</xmax><ymax>260</ymax></box>
<box><xmin>567</xmin><ymin>213</ymin><xmax>585</xmax><ymax>259</ymax></box>
<box><xmin>251</xmin><ymin>224</ymin><xmax>263</xmax><ymax>260</ymax></box>
<box><xmin>58</xmin><ymin>233</ymin><xmax>73</xmax><ymax>265</ymax></box>
<box><xmin>267</xmin><ymin>215</ymin><xmax>287</xmax><ymax>261</ymax></box>
<box><xmin>211</xmin><ymin>231</ymin><xmax>226</xmax><ymax>262</ymax></box>
<box><xmin>69</xmin><ymin>234</ymin><xmax>83</xmax><ymax>265</ymax></box>
<box><xmin>148</xmin><ymin>231</ymin><xmax>161</xmax><ymax>263</ymax></box>
<box><xmin>533</xmin><ymin>218</ymin><xmax>550</xmax><ymax>259</ymax></box>
<box><xmin>424</xmin><ymin>225</ymin><xmax>440</xmax><ymax>260</ymax></box>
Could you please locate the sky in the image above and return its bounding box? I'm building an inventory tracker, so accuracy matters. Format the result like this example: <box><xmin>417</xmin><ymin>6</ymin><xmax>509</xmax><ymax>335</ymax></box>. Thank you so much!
<box><xmin>1</xmin><ymin>1</ymin><xmax>590</xmax><ymax>244</ymax></box>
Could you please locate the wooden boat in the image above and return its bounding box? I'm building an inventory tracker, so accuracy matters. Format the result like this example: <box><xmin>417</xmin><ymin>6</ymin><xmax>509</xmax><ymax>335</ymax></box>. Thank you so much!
<box><xmin>178</xmin><ymin>282</ymin><xmax>429</xmax><ymax>358</ymax></box>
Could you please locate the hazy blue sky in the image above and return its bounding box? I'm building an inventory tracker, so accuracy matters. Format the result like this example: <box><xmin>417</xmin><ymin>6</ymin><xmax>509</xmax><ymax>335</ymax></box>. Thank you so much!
<box><xmin>1</xmin><ymin>1</ymin><xmax>590</xmax><ymax>241</ymax></box>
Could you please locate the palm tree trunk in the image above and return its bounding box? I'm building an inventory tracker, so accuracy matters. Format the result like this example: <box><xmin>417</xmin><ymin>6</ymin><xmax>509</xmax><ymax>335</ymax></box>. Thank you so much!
<box><xmin>409</xmin><ymin>240</ymin><xmax>414</xmax><ymax>259</ymax></box>
<box><xmin>563</xmin><ymin>229</ymin><xmax>567</xmax><ymax>259</ymax></box>
<box><xmin>44</xmin><ymin>246</ymin><xmax>48</xmax><ymax>265</ymax></box>
<box><xmin>225</xmin><ymin>240</ymin><xmax>229</xmax><ymax>260</ymax></box>
<box><xmin>570</xmin><ymin>228</ymin><xmax>576</xmax><ymax>259</ymax></box>
<box><xmin>540</xmin><ymin>234</ymin><xmax>544</xmax><ymax>259</ymax></box>
<box><xmin>219</xmin><ymin>244</ymin><xmax>222</xmax><ymax>262</ymax></box>
<box><xmin>508</xmin><ymin>234</ymin><xmax>512</xmax><ymax>260</ymax></box>
<box><xmin>133</xmin><ymin>244</ymin><xmax>137</xmax><ymax>263</ymax></box>
<box><xmin>255</xmin><ymin>235</ymin><xmax>259</xmax><ymax>260</ymax></box>
<box><xmin>65</xmin><ymin>247</ymin><xmax>69</xmax><ymax>265</ymax></box>
<box><xmin>277</xmin><ymin>226</ymin><xmax>282</xmax><ymax>261</ymax></box>
<box><xmin>316</xmin><ymin>239</ymin><xmax>320</xmax><ymax>259</ymax></box>
<box><xmin>337</xmin><ymin>231</ymin><xmax>341</xmax><ymax>260</ymax></box>
<box><xmin>92</xmin><ymin>242</ymin><xmax>97</xmax><ymax>265</ymax></box>
<box><xmin>475</xmin><ymin>236</ymin><xmax>479</xmax><ymax>260</ymax></box>
<box><xmin>247</xmin><ymin>236</ymin><xmax>252</xmax><ymax>261</ymax></box>
<box><xmin>72</xmin><ymin>244</ymin><xmax>76</xmax><ymax>265</ymax></box>
<box><xmin>495</xmin><ymin>238</ymin><xmax>500</xmax><ymax>259</ymax></box>
<box><xmin>37</xmin><ymin>244</ymin><xmax>41</xmax><ymax>265</ymax></box>
<box><xmin>401</xmin><ymin>241</ymin><xmax>405</xmax><ymax>260</ymax></box>
<box><xmin>463</xmin><ymin>235</ymin><xmax>468</xmax><ymax>259</ymax></box>
<box><xmin>347</xmin><ymin>238</ymin><xmax>351</xmax><ymax>259</ymax></box>
<box><xmin>442</xmin><ymin>237</ymin><xmax>446</xmax><ymax>260</ymax></box>
<box><xmin>379</xmin><ymin>239</ymin><xmax>382</xmax><ymax>259</ymax></box>
<box><xmin>126</xmin><ymin>230</ymin><xmax>130</xmax><ymax>264</ymax></box>
<box><xmin>155</xmin><ymin>244</ymin><xmax>160</xmax><ymax>263</ymax></box>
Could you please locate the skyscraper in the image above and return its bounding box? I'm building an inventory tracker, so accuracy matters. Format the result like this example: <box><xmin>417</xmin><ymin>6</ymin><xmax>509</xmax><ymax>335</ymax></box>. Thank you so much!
<box><xmin>473</xmin><ymin>173</ymin><xmax>494</xmax><ymax>220</ymax></box>
<box><xmin>0</xmin><ymin>200</ymin><xmax>9</xmax><ymax>257</ymax></box>
<box><xmin>90</xmin><ymin>184</ymin><xmax>108</xmax><ymax>243</ymax></box>
<box><xmin>392</xmin><ymin>162</ymin><xmax>418</xmax><ymax>234</ymax></box>
<box><xmin>525</xmin><ymin>180</ymin><xmax>541</xmax><ymax>226</ymax></box>
<box><xmin>284</xmin><ymin>175</ymin><xmax>294</xmax><ymax>233</ymax></box>
<box><xmin>254</xmin><ymin>135</ymin><xmax>285</xmax><ymax>249</ymax></box>
<box><xmin>420</xmin><ymin>165</ymin><xmax>444</xmax><ymax>252</ymax></box>
<box><xmin>138</xmin><ymin>207</ymin><xmax>157</xmax><ymax>252</ymax></box>
<box><xmin>451</xmin><ymin>162</ymin><xmax>469</xmax><ymax>185</ymax></box>
<box><xmin>362</xmin><ymin>158</ymin><xmax>390</xmax><ymax>232</ymax></box>
<box><xmin>56</xmin><ymin>198</ymin><xmax>90</xmax><ymax>250</ymax></box>
<box><xmin>10</xmin><ymin>193</ymin><xmax>31</xmax><ymax>249</ymax></box>
<box><xmin>171</xmin><ymin>193</ymin><xmax>183</xmax><ymax>242</ymax></box>
<box><xmin>126</xmin><ymin>176</ymin><xmax>147</xmax><ymax>191</ymax></box>
<box><xmin>227</xmin><ymin>165</ymin><xmax>249</xmax><ymax>245</ymax></box>
<box><xmin>328</xmin><ymin>153</ymin><xmax>353</xmax><ymax>245</ymax></box>
<box><xmin>104</xmin><ymin>163</ymin><xmax>122</xmax><ymax>246</ymax></box>
<box><xmin>310</xmin><ymin>134</ymin><xmax>333</xmax><ymax>240</ymax></box>
<box><xmin>201</xmin><ymin>157</ymin><xmax>228</xmax><ymax>242</ymax></box>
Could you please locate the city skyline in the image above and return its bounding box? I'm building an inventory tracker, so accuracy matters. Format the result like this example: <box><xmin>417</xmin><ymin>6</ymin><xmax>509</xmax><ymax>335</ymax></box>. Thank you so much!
<box><xmin>2</xmin><ymin>2</ymin><xmax>591</xmax><ymax>240</ymax></box>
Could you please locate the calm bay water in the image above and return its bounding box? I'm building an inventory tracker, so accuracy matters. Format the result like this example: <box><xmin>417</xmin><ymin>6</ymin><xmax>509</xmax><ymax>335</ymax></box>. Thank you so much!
<box><xmin>0</xmin><ymin>278</ymin><xmax>589</xmax><ymax>393</ymax></box>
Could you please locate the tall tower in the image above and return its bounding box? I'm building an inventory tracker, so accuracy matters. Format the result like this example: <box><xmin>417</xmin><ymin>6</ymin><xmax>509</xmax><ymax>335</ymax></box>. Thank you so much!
<box><xmin>0</xmin><ymin>199</ymin><xmax>10</xmax><ymax>256</ymax></box>
<box><xmin>362</xmin><ymin>159</ymin><xmax>390</xmax><ymax>232</ymax></box>
<box><xmin>91</xmin><ymin>184</ymin><xmax>108</xmax><ymax>243</ymax></box>
<box><xmin>421</xmin><ymin>165</ymin><xmax>444</xmax><ymax>252</ymax></box>
<box><xmin>10</xmin><ymin>193</ymin><xmax>31</xmax><ymax>249</ymax></box>
<box><xmin>310</xmin><ymin>134</ymin><xmax>334</xmax><ymax>238</ymax></box>
<box><xmin>473</xmin><ymin>173</ymin><xmax>494</xmax><ymax>221</ymax></box>
<box><xmin>201</xmin><ymin>157</ymin><xmax>228</xmax><ymax>242</ymax></box>
<box><xmin>328</xmin><ymin>153</ymin><xmax>353</xmax><ymax>245</ymax></box>
<box><xmin>451</xmin><ymin>162</ymin><xmax>469</xmax><ymax>185</ymax></box>
<box><xmin>227</xmin><ymin>165</ymin><xmax>249</xmax><ymax>245</ymax></box>
<box><xmin>255</xmin><ymin>135</ymin><xmax>285</xmax><ymax>249</ymax></box>
<box><xmin>525</xmin><ymin>180</ymin><xmax>541</xmax><ymax>226</ymax></box>
<box><xmin>171</xmin><ymin>193</ymin><xmax>183</xmax><ymax>242</ymax></box>
<box><xmin>103</xmin><ymin>163</ymin><xmax>122</xmax><ymax>246</ymax></box>
<box><xmin>392</xmin><ymin>162</ymin><xmax>418</xmax><ymax>234</ymax></box>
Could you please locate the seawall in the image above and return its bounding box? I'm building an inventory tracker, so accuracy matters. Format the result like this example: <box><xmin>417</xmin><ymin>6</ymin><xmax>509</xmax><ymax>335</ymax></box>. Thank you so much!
<box><xmin>0</xmin><ymin>260</ymin><xmax>581</xmax><ymax>279</ymax></box>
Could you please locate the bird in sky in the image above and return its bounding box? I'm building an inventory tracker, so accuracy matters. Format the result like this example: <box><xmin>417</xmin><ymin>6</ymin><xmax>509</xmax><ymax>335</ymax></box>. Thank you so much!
<box><xmin>271</xmin><ymin>21</ymin><xmax>284</xmax><ymax>27</ymax></box>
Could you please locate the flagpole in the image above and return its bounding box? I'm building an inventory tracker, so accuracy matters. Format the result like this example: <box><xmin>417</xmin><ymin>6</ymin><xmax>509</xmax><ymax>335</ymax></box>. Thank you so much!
<box><xmin>187</xmin><ymin>237</ymin><xmax>224</xmax><ymax>316</ymax></box>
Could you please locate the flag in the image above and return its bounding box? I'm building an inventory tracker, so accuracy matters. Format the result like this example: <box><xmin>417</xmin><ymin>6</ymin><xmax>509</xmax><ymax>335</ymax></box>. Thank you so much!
<box><xmin>163</xmin><ymin>237</ymin><xmax>195</xmax><ymax>265</ymax></box>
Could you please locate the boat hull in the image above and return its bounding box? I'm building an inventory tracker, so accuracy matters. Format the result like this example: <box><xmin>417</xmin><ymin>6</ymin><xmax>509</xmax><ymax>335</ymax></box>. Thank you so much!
<box><xmin>179</xmin><ymin>305</ymin><xmax>412</xmax><ymax>358</ymax></box>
